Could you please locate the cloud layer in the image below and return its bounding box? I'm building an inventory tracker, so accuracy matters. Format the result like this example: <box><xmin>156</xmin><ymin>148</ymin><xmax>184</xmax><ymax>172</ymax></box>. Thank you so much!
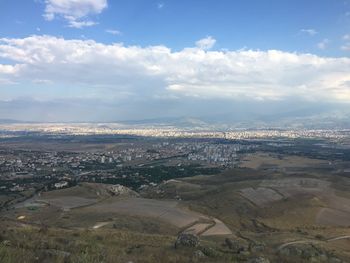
<box><xmin>43</xmin><ymin>0</ymin><xmax>108</xmax><ymax>28</ymax></box>
<box><xmin>0</xmin><ymin>35</ymin><xmax>350</xmax><ymax>106</ymax></box>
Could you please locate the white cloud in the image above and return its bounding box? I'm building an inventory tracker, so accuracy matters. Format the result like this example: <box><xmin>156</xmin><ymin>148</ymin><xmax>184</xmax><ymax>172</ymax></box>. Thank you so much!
<box><xmin>300</xmin><ymin>29</ymin><xmax>318</xmax><ymax>36</ymax></box>
<box><xmin>317</xmin><ymin>38</ymin><xmax>330</xmax><ymax>50</ymax></box>
<box><xmin>343</xmin><ymin>34</ymin><xmax>350</xmax><ymax>40</ymax></box>
<box><xmin>43</xmin><ymin>0</ymin><xmax>108</xmax><ymax>28</ymax></box>
<box><xmin>0</xmin><ymin>64</ymin><xmax>22</xmax><ymax>86</ymax></box>
<box><xmin>157</xmin><ymin>3</ymin><xmax>164</xmax><ymax>9</ymax></box>
<box><xmin>105</xmin><ymin>29</ymin><xmax>121</xmax><ymax>35</ymax></box>
<box><xmin>195</xmin><ymin>36</ymin><xmax>216</xmax><ymax>50</ymax></box>
<box><xmin>0</xmin><ymin>35</ymin><xmax>350</xmax><ymax>103</ymax></box>
<box><xmin>0</xmin><ymin>64</ymin><xmax>21</xmax><ymax>75</ymax></box>
<box><xmin>68</xmin><ymin>20</ymin><xmax>97</xmax><ymax>28</ymax></box>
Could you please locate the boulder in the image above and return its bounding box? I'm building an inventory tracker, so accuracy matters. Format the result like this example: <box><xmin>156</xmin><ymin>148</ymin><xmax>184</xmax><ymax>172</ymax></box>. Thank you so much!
<box><xmin>175</xmin><ymin>233</ymin><xmax>199</xmax><ymax>249</ymax></box>
<box><xmin>193</xmin><ymin>250</ymin><xmax>206</xmax><ymax>258</ymax></box>
<box><xmin>224</xmin><ymin>238</ymin><xmax>246</xmax><ymax>253</ymax></box>
<box><xmin>249</xmin><ymin>241</ymin><xmax>265</xmax><ymax>252</ymax></box>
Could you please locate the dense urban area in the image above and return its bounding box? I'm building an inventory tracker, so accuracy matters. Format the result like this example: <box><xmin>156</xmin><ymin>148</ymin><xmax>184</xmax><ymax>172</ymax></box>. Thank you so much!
<box><xmin>1</xmin><ymin>124</ymin><xmax>350</xmax><ymax>206</ymax></box>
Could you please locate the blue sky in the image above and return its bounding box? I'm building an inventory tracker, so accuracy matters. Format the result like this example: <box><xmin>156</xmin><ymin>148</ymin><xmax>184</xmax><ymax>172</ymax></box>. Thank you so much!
<box><xmin>0</xmin><ymin>0</ymin><xmax>350</xmax><ymax>122</ymax></box>
<box><xmin>1</xmin><ymin>0</ymin><xmax>350</xmax><ymax>55</ymax></box>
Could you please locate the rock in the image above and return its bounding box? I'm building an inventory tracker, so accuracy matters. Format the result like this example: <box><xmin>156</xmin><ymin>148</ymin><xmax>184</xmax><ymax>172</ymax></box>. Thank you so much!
<box><xmin>200</xmin><ymin>246</ymin><xmax>222</xmax><ymax>257</ymax></box>
<box><xmin>225</xmin><ymin>238</ymin><xmax>246</xmax><ymax>253</ymax></box>
<box><xmin>249</xmin><ymin>241</ymin><xmax>265</xmax><ymax>252</ymax></box>
<box><xmin>279</xmin><ymin>246</ymin><xmax>303</xmax><ymax>257</ymax></box>
<box><xmin>278</xmin><ymin>244</ymin><xmax>342</xmax><ymax>262</ymax></box>
<box><xmin>247</xmin><ymin>256</ymin><xmax>270</xmax><ymax>263</ymax></box>
<box><xmin>106</xmin><ymin>184</ymin><xmax>139</xmax><ymax>197</ymax></box>
<box><xmin>193</xmin><ymin>250</ymin><xmax>206</xmax><ymax>258</ymax></box>
<box><xmin>1</xmin><ymin>240</ymin><xmax>11</xmax><ymax>246</ymax></box>
<box><xmin>175</xmin><ymin>233</ymin><xmax>199</xmax><ymax>249</ymax></box>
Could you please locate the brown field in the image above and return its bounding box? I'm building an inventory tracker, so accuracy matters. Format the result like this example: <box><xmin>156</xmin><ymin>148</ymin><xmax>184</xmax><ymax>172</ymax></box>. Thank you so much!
<box><xmin>316</xmin><ymin>208</ymin><xmax>350</xmax><ymax>226</ymax></box>
<box><xmin>240</xmin><ymin>152</ymin><xmax>328</xmax><ymax>170</ymax></box>
<box><xmin>5</xmin><ymin>183</ymin><xmax>232</xmax><ymax>237</ymax></box>
<box><xmin>240</xmin><ymin>187</ymin><xmax>284</xmax><ymax>207</ymax></box>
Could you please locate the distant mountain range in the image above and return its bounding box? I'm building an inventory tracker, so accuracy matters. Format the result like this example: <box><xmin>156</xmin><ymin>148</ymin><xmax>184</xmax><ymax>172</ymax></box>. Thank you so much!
<box><xmin>0</xmin><ymin>119</ymin><xmax>27</xmax><ymax>124</ymax></box>
<box><xmin>1</xmin><ymin>109</ymin><xmax>350</xmax><ymax>130</ymax></box>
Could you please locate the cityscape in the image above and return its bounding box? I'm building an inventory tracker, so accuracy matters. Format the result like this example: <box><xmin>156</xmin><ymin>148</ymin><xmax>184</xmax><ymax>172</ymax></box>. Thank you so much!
<box><xmin>1</xmin><ymin>0</ymin><xmax>350</xmax><ymax>262</ymax></box>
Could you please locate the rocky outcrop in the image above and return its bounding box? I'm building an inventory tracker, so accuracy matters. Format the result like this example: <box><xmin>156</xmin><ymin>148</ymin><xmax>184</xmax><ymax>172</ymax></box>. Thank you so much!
<box><xmin>193</xmin><ymin>250</ymin><xmax>206</xmax><ymax>259</ymax></box>
<box><xmin>106</xmin><ymin>184</ymin><xmax>139</xmax><ymax>197</ymax></box>
<box><xmin>224</xmin><ymin>238</ymin><xmax>247</xmax><ymax>254</ymax></box>
<box><xmin>249</xmin><ymin>241</ymin><xmax>266</xmax><ymax>252</ymax></box>
<box><xmin>174</xmin><ymin>233</ymin><xmax>199</xmax><ymax>249</ymax></box>
<box><xmin>278</xmin><ymin>244</ymin><xmax>343</xmax><ymax>262</ymax></box>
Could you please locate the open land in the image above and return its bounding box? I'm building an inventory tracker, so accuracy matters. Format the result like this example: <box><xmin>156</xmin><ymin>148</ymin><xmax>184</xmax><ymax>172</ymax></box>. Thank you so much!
<box><xmin>1</xmin><ymin>129</ymin><xmax>350</xmax><ymax>262</ymax></box>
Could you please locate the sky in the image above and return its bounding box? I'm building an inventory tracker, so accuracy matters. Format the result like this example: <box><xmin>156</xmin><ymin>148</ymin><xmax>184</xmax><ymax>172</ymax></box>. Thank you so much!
<box><xmin>0</xmin><ymin>0</ymin><xmax>350</xmax><ymax>122</ymax></box>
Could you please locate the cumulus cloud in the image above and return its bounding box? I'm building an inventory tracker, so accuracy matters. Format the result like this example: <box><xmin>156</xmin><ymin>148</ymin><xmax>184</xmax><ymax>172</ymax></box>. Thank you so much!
<box><xmin>300</xmin><ymin>29</ymin><xmax>318</xmax><ymax>36</ymax></box>
<box><xmin>43</xmin><ymin>0</ymin><xmax>108</xmax><ymax>28</ymax></box>
<box><xmin>195</xmin><ymin>36</ymin><xmax>216</xmax><ymax>50</ymax></box>
<box><xmin>0</xmin><ymin>35</ymin><xmax>350</xmax><ymax>104</ymax></box>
